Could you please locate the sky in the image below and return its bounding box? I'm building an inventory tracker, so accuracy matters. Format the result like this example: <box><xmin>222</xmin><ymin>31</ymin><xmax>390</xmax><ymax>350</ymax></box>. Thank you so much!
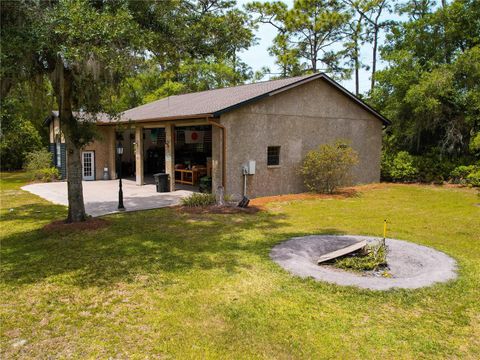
<box><xmin>235</xmin><ymin>0</ymin><xmax>403</xmax><ymax>94</ymax></box>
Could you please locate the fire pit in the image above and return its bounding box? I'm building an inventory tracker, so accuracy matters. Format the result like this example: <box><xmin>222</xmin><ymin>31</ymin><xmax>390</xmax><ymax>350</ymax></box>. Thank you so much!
<box><xmin>270</xmin><ymin>235</ymin><xmax>457</xmax><ymax>290</ymax></box>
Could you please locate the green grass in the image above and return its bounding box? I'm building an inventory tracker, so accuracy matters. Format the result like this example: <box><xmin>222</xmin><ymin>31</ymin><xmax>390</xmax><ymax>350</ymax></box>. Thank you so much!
<box><xmin>1</xmin><ymin>172</ymin><xmax>479</xmax><ymax>359</ymax></box>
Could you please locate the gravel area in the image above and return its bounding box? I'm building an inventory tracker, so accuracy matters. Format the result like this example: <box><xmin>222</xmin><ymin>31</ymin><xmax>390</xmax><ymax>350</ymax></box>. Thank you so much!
<box><xmin>270</xmin><ymin>235</ymin><xmax>457</xmax><ymax>290</ymax></box>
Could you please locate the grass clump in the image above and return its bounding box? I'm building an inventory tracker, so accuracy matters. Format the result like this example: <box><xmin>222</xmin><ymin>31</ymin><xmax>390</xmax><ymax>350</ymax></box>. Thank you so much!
<box><xmin>334</xmin><ymin>242</ymin><xmax>387</xmax><ymax>272</ymax></box>
<box><xmin>180</xmin><ymin>192</ymin><xmax>216</xmax><ymax>207</ymax></box>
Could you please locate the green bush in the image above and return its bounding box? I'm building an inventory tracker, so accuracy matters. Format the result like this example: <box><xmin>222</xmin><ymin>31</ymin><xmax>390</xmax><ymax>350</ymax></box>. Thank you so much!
<box><xmin>0</xmin><ymin>103</ymin><xmax>42</xmax><ymax>170</ymax></box>
<box><xmin>24</xmin><ymin>149</ymin><xmax>54</xmax><ymax>172</ymax></box>
<box><xmin>32</xmin><ymin>167</ymin><xmax>61</xmax><ymax>182</ymax></box>
<box><xmin>24</xmin><ymin>149</ymin><xmax>59</xmax><ymax>182</ymax></box>
<box><xmin>387</xmin><ymin>151</ymin><xmax>418</xmax><ymax>182</ymax></box>
<box><xmin>466</xmin><ymin>169</ymin><xmax>480</xmax><ymax>187</ymax></box>
<box><xmin>414</xmin><ymin>152</ymin><xmax>457</xmax><ymax>183</ymax></box>
<box><xmin>470</xmin><ymin>132</ymin><xmax>480</xmax><ymax>155</ymax></box>
<box><xmin>450</xmin><ymin>165</ymin><xmax>477</xmax><ymax>183</ymax></box>
<box><xmin>181</xmin><ymin>193</ymin><xmax>216</xmax><ymax>207</ymax></box>
<box><xmin>300</xmin><ymin>140</ymin><xmax>359</xmax><ymax>194</ymax></box>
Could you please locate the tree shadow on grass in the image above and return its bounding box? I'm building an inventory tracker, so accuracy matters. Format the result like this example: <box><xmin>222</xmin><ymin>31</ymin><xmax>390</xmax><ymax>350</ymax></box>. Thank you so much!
<box><xmin>1</xmin><ymin>203</ymin><xmax>347</xmax><ymax>288</ymax></box>
<box><xmin>0</xmin><ymin>202</ymin><xmax>66</xmax><ymax>221</ymax></box>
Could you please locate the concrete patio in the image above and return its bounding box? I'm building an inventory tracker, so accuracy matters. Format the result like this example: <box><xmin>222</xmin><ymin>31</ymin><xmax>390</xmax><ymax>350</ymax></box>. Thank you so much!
<box><xmin>22</xmin><ymin>180</ymin><xmax>194</xmax><ymax>217</ymax></box>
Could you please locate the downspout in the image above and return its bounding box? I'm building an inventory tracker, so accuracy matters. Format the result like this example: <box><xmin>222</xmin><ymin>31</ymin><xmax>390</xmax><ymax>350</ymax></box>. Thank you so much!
<box><xmin>208</xmin><ymin>118</ymin><xmax>226</xmax><ymax>189</ymax></box>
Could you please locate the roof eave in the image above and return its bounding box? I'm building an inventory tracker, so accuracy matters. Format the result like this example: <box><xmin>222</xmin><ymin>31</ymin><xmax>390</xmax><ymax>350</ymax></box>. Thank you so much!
<box><xmin>115</xmin><ymin>113</ymin><xmax>215</xmax><ymax>125</ymax></box>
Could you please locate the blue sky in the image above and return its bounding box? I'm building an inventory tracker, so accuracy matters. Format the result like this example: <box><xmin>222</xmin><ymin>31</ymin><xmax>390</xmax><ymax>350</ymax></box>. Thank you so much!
<box><xmin>235</xmin><ymin>0</ymin><xmax>402</xmax><ymax>94</ymax></box>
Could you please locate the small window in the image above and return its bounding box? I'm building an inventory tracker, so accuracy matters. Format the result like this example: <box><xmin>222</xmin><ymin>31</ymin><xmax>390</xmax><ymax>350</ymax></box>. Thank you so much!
<box><xmin>267</xmin><ymin>146</ymin><xmax>281</xmax><ymax>166</ymax></box>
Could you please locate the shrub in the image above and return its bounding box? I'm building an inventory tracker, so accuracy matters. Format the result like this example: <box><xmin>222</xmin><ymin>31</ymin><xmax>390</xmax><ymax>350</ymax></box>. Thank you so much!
<box><xmin>386</xmin><ymin>151</ymin><xmax>418</xmax><ymax>182</ymax></box>
<box><xmin>450</xmin><ymin>165</ymin><xmax>477</xmax><ymax>184</ymax></box>
<box><xmin>0</xmin><ymin>109</ymin><xmax>42</xmax><ymax>170</ymax></box>
<box><xmin>24</xmin><ymin>149</ymin><xmax>54</xmax><ymax>172</ymax></box>
<box><xmin>380</xmin><ymin>150</ymin><xmax>394</xmax><ymax>181</ymax></box>
<box><xmin>333</xmin><ymin>243</ymin><xmax>387</xmax><ymax>272</ymax></box>
<box><xmin>24</xmin><ymin>149</ymin><xmax>59</xmax><ymax>182</ymax></box>
<box><xmin>466</xmin><ymin>169</ymin><xmax>480</xmax><ymax>187</ymax></box>
<box><xmin>414</xmin><ymin>152</ymin><xmax>457</xmax><ymax>183</ymax></box>
<box><xmin>32</xmin><ymin>167</ymin><xmax>61</xmax><ymax>182</ymax></box>
<box><xmin>470</xmin><ymin>132</ymin><xmax>480</xmax><ymax>155</ymax></box>
<box><xmin>299</xmin><ymin>140</ymin><xmax>359</xmax><ymax>194</ymax></box>
<box><xmin>181</xmin><ymin>193</ymin><xmax>216</xmax><ymax>207</ymax></box>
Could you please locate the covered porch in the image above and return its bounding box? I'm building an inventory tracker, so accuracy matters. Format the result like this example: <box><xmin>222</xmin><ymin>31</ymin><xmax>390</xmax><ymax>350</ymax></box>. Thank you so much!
<box><xmin>113</xmin><ymin>118</ymin><xmax>223</xmax><ymax>193</ymax></box>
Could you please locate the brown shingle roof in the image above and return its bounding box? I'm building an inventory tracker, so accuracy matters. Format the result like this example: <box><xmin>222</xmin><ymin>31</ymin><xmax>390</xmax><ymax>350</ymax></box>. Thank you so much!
<box><xmin>46</xmin><ymin>74</ymin><xmax>389</xmax><ymax>125</ymax></box>
<box><xmin>120</xmin><ymin>73</ymin><xmax>318</xmax><ymax>122</ymax></box>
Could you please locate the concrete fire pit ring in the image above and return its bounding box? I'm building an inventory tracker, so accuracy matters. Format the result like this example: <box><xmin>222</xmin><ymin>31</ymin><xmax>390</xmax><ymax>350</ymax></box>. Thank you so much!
<box><xmin>270</xmin><ymin>235</ymin><xmax>457</xmax><ymax>290</ymax></box>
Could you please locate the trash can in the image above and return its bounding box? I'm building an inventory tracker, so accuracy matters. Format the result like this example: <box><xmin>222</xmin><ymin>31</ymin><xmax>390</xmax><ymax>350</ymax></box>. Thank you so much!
<box><xmin>153</xmin><ymin>173</ymin><xmax>170</xmax><ymax>192</ymax></box>
<box><xmin>199</xmin><ymin>176</ymin><xmax>212</xmax><ymax>193</ymax></box>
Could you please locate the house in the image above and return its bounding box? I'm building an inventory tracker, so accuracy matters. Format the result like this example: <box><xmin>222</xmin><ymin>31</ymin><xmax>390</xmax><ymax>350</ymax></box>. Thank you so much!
<box><xmin>46</xmin><ymin>73</ymin><xmax>389</xmax><ymax>198</ymax></box>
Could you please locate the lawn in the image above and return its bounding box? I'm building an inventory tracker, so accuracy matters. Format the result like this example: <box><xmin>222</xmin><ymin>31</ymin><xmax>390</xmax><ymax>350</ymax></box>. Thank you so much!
<box><xmin>1</xmin><ymin>172</ymin><xmax>479</xmax><ymax>359</ymax></box>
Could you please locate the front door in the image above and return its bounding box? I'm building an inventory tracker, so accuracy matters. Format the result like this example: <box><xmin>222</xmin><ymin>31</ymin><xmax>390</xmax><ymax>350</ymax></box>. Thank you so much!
<box><xmin>82</xmin><ymin>151</ymin><xmax>95</xmax><ymax>180</ymax></box>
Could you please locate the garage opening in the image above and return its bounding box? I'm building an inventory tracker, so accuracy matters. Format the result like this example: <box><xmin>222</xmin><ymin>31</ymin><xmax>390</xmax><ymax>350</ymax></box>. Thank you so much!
<box><xmin>116</xmin><ymin>127</ymin><xmax>166</xmax><ymax>183</ymax></box>
<box><xmin>143</xmin><ymin>128</ymin><xmax>166</xmax><ymax>179</ymax></box>
<box><xmin>174</xmin><ymin>125</ymin><xmax>212</xmax><ymax>192</ymax></box>
<box><xmin>116</xmin><ymin>128</ymin><xmax>135</xmax><ymax>179</ymax></box>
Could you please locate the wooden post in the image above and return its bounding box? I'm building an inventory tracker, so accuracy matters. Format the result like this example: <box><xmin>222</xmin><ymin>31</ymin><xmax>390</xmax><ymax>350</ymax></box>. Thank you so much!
<box><xmin>165</xmin><ymin>124</ymin><xmax>175</xmax><ymax>191</ymax></box>
<box><xmin>135</xmin><ymin>125</ymin><xmax>144</xmax><ymax>186</ymax></box>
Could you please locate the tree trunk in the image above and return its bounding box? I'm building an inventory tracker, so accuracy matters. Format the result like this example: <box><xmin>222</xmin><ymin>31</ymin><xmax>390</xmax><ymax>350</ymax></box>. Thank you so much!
<box><xmin>58</xmin><ymin>65</ymin><xmax>87</xmax><ymax>223</ymax></box>
<box><xmin>1</xmin><ymin>78</ymin><xmax>13</xmax><ymax>100</ymax></box>
<box><xmin>65</xmin><ymin>135</ymin><xmax>87</xmax><ymax>222</ymax></box>
<box><xmin>355</xmin><ymin>57</ymin><xmax>360</xmax><ymax>96</ymax></box>
<box><xmin>354</xmin><ymin>40</ymin><xmax>360</xmax><ymax>96</ymax></box>
<box><xmin>371</xmin><ymin>28</ymin><xmax>378</xmax><ymax>92</ymax></box>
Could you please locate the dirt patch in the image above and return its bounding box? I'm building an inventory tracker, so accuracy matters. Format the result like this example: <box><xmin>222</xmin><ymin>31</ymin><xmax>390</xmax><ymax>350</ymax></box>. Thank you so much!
<box><xmin>43</xmin><ymin>218</ymin><xmax>110</xmax><ymax>232</ymax></box>
<box><xmin>177</xmin><ymin>205</ymin><xmax>260</xmax><ymax>215</ymax></box>
<box><xmin>249</xmin><ymin>182</ymin><xmax>474</xmax><ymax>208</ymax></box>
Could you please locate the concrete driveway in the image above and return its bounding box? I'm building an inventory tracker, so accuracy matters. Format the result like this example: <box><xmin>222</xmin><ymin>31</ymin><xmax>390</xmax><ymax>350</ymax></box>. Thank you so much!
<box><xmin>22</xmin><ymin>180</ymin><xmax>193</xmax><ymax>217</ymax></box>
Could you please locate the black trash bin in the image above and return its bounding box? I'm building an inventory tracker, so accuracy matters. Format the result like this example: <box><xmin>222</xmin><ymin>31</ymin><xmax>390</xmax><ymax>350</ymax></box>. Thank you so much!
<box><xmin>153</xmin><ymin>173</ymin><xmax>170</xmax><ymax>192</ymax></box>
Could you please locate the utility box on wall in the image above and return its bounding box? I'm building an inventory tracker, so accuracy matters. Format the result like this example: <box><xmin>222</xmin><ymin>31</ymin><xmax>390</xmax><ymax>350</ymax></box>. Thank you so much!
<box><xmin>246</xmin><ymin>160</ymin><xmax>256</xmax><ymax>175</ymax></box>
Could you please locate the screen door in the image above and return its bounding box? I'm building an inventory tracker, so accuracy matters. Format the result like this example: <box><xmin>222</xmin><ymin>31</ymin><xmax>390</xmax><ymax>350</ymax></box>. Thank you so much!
<box><xmin>82</xmin><ymin>151</ymin><xmax>95</xmax><ymax>180</ymax></box>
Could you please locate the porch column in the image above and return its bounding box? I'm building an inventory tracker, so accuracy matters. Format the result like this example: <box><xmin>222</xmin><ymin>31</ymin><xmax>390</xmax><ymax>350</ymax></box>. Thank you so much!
<box><xmin>165</xmin><ymin>124</ymin><xmax>175</xmax><ymax>191</ymax></box>
<box><xmin>135</xmin><ymin>125</ymin><xmax>144</xmax><ymax>185</ymax></box>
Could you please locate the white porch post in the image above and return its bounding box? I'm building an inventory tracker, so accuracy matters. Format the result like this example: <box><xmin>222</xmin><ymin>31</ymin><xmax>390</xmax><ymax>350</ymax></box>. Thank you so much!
<box><xmin>135</xmin><ymin>125</ymin><xmax>144</xmax><ymax>185</ymax></box>
<box><xmin>165</xmin><ymin>124</ymin><xmax>175</xmax><ymax>191</ymax></box>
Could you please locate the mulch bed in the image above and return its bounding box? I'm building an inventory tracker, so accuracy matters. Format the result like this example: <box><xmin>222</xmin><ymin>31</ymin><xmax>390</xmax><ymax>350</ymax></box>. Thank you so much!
<box><xmin>249</xmin><ymin>188</ymin><xmax>359</xmax><ymax>208</ymax></box>
<box><xmin>43</xmin><ymin>218</ymin><xmax>110</xmax><ymax>232</ymax></box>
<box><xmin>177</xmin><ymin>205</ymin><xmax>260</xmax><ymax>215</ymax></box>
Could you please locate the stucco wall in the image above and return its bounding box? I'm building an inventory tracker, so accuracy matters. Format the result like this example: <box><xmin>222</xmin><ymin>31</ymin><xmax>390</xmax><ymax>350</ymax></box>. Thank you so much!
<box><xmin>48</xmin><ymin>118</ymin><xmax>117</xmax><ymax>180</ymax></box>
<box><xmin>219</xmin><ymin>78</ymin><xmax>383</xmax><ymax>198</ymax></box>
<box><xmin>82</xmin><ymin>126</ymin><xmax>116</xmax><ymax>180</ymax></box>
